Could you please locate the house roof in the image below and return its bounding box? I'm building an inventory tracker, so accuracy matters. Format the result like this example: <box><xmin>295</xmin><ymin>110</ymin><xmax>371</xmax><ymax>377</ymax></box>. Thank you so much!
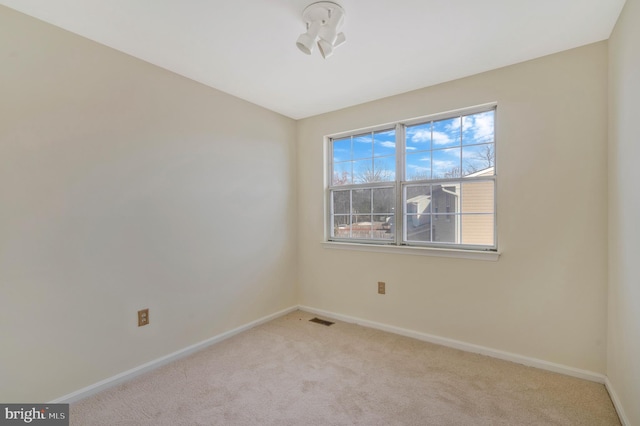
<box><xmin>465</xmin><ymin>167</ymin><xmax>495</xmax><ymax>178</ymax></box>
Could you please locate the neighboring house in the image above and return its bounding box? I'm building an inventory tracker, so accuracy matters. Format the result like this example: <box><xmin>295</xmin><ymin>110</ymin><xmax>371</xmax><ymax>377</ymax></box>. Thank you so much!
<box><xmin>406</xmin><ymin>166</ymin><xmax>494</xmax><ymax>245</ymax></box>
<box><xmin>334</xmin><ymin>166</ymin><xmax>494</xmax><ymax>244</ymax></box>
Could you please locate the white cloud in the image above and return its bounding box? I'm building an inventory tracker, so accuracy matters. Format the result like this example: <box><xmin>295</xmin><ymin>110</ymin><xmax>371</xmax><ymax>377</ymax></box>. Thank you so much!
<box><xmin>473</xmin><ymin>113</ymin><xmax>494</xmax><ymax>143</ymax></box>
<box><xmin>462</xmin><ymin>116</ymin><xmax>474</xmax><ymax>132</ymax></box>
<box><xmin>464</xmin><ymin>112</ymin><xmax>494</xmax><ymax>143</ymax></box>
<box><xmin>408</xmin><ymin>128</ymin><xmax>430</xmax><ymax>143</ymax></box>
<box><xmin>445</xmin><ymin>117</ymin><xmax>462</xmax><ymax>132</ymax></box>
<box><xmin>379</xmin><ymin>141</ymin><xmax>396</xmax><ymax>148</ymax></box>
<box><xmin>432</xmin><ymin>131</ymin><xmax>452</xmax><ymax>146</ymax></box>
<box><xmin>353</xmin><ymin>135</ymin><xmax>371</xmax><ymax>144</ymax></box>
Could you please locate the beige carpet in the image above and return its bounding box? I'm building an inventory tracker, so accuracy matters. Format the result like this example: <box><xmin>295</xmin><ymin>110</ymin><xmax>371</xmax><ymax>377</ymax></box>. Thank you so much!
<box><xmin>71</xmin><ymin>310</ymin><xmax>620</xmax><ymax>425</ymax></box>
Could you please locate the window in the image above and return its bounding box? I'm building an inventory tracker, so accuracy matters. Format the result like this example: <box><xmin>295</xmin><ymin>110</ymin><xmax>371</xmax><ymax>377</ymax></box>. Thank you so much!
<box><xmin>327</xmin><ymin>104</ymin><xmax>496</xmax><ymax>251</ymax></box>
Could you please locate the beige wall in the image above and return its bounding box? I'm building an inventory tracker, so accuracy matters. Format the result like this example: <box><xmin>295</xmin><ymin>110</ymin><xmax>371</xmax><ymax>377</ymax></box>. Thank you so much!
<box><xmin>1</xmin><ymin>2</ymin><xmax>627</xmax><ymax>411</ymax></box>
<box><xmin>608</xmin><ymin>0</ymin><xmax>640</xmax><ymax>423</ymax></box>
<box><xmin>298</xmin><ymin>43</ymin><xmax>609</xmax><ymax>374</ymax></box>
<box><xmin>0</xmin><ymin>6</ymin><xmax>297</xmax><ymax>402</ymax></box>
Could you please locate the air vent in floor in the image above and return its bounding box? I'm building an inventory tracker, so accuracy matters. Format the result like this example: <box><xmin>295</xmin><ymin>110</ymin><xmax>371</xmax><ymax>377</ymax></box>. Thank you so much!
<box><xmin>309</xmin><ymin>317</ymin><xmax>334</xmax><ymax>326</ymax></box>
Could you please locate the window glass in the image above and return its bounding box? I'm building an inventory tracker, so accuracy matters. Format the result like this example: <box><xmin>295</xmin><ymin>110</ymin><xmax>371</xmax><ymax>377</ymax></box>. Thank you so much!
<box><xmin>329</xmin><ymin>106</ymin><xmax>496</xmax><ymax>250</ymax></box>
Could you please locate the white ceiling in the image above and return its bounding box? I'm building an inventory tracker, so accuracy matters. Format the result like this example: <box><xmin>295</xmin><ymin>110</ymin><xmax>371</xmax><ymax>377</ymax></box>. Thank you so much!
<box><xmin>0</xmin><ymin>0</ymin><xmax>626</xmax><ymax>119</ymax></box>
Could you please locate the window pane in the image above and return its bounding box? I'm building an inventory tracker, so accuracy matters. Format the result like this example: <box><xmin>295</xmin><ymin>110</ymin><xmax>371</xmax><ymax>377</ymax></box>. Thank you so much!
<box><xmin>352</xmin><ymin>133</ymin><xmax>372</xmax><ymax>160</ymax></box>
<box><xmin>352</xmin><ymin>218</ymin><xmax>373</xmax><ymax>239</ymax></box>
<box><xmin>426</xmin><ymin>184</ymin><xmax>459</xmax><ymax>243</ymax></box>
<box><xmin>373</xmin><ymin>214</ymin><xmax>394</xmax><ymax>240</ymax></box>
<box><xmin>333</xmin><ymin>137</ymin><xmax>351</xmax><ymax>163</ymax></box>
<box><xmin>432</xmin><ymin>117</ymin><xmax>461</xmax><ymax>148</ymax></box>
<box><xmin>405</xmin><ymin>185</ymin><xmax>431</xmax><ymax>205</ymax></box>
<box><xmin>332</xmin><ymin>162</ymin><xmax>352</xmax><ymax>185</ymax></box>
<box><xmin>374</xmin><ymin>129</ymin><xmax>396</xmax><ymax>157</ymax></box>
<box><xmin>406</xmin><ymin>153</ymin><xmax>431</xmax><ymax>181</ymax></box>
<box><xmin>372</xmin><ymin>188</ymin><xmax>395</xmax><ymax>213</ymax></box>
<box><xmin>461</xmin><ymin>214</ymin><xmax>495</xmax><ymax>246</ymax></box>
<box><xmin>406</xmin><ymin>122</ymin><xmax>431</xmax><ymax>152</ymax></box>
<box><xmin>329</xmin><ymin>107</ymin><xmax>495</xmax><ymax>248</ymax></box>
<box><xmin>432</xmin><ymin>215</ymin><xmax>457</xmax><ymax>243</ymax></box>
<box><xmin>461</xmin><ymin>181</ymin><xmax>494</xmax><ymax>214</ymax></box>
<box><xmin>432</xmin><ymin>148</ymin><xmax>461</xmax><ymax>178</ymax></box>
<box><xmin>352</xmin><ymin>159</ymin><xmax>373</xmax><ymax>183</ymax></box>
<box><xmin>352</xmin><ymin>189</ymin><xmax>371</xmax><ymax>214</ymax></box>
<box><xmin>333</xmin><ymin>215</ymin><xmax>351</xmax><ymax>238</ymax></box>
<box><xmin>462</xmin><ymin>143</ymin><xmax>495</xmax><ymax>176</ymax></box>
<box><xmin>373</xmin><ymin>156</ymin><xmax>395</xmax><ymax>182</ymax></box>
<box><xmin>432</xmin><ymin>184</ymin><xmax>459</xmax><ymax>216</ymax></box>
<box><xmin>405</xmin><ymin>185</ymin><xmax>432</xmax><ymax>242</ymax></box>
<box><xmin>405</xmin><ymin>215</ymin><xmax>432</xmax><ymax>242</ymax></box>
<box><xmin>463</xmin><ymin>110</ymin><xmax>494</xmax><ymax>145</ymax></box>
<box><xmin>332</xmin><ymin>190</ymin><xmax>350</xmax><ymax>214</ymax></box>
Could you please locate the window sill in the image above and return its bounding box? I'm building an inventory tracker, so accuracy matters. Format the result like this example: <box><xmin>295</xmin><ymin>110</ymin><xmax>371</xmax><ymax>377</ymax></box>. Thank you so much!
<box><xmin>321</xmin><ymin>241</ymin><xmax>500</xmax><ymax>261</ymax></box>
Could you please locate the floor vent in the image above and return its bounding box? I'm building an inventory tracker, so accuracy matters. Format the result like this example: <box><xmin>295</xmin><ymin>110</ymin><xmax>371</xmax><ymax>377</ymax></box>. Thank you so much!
<box><xmin>309</xmin><ymin>317</ymin><xmax>335</xmax><ymax>326</ymax></box>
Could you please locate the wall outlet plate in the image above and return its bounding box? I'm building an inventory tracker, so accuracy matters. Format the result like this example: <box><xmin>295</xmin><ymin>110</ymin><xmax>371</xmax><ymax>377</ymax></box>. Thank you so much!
<box><xmin>378</xmin><ymin>281</ymin><xmax>386</xmax><ymax>294</ymax></box>
<box><xmin>138</xmin><ymin>308</ymin><xmax>149</xmax><ymax>327</ymax></box>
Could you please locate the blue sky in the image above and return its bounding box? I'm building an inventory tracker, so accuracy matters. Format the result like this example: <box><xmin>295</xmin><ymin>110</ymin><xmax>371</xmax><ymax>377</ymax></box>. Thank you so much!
<box><xmin>333</xmin><ymin>110</ymin><xmax>494</xmax><ymax>183</ymax></box>
<box><xmin>333</xmin><ymin>129</ymin><xmax>396</xmax><ymax>183</ymax></box>
<box><xmin>333</xmin><ymin>129</ymin><xmax>395</xmax><ymax>162</ymax></box>
<box><xmin>405</xmin><ymin>110</ymin><xmax>495</xmax><ymax>179</ymax></box>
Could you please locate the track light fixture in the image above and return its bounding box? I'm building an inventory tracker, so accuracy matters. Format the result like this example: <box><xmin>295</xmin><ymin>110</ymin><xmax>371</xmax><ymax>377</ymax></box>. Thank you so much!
<box><xmin>296</xmin><ymin>1</ymin><xmax>346</xmax><ymax>59</ymax></box>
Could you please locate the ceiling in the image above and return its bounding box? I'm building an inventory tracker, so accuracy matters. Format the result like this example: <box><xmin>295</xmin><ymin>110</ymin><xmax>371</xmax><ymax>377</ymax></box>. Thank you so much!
<box><xmin>0</xmin><ymin>0</ymin><xmax>626</xmax><ymax>119</ymax></box>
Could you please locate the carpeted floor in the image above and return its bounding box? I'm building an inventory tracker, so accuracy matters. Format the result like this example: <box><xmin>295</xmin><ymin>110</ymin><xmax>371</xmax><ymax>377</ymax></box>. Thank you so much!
<box><xmin>71</xmin><ymin>310</ymin><xmax>620</xmax><ymax>425</ymax></box>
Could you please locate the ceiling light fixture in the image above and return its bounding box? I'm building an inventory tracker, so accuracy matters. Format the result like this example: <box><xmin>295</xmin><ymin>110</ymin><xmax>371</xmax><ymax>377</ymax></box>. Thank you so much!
<box><xmin>296</xmin><ymin>1</ymin><xmax>346</xmax><ymax>59</ymax></box>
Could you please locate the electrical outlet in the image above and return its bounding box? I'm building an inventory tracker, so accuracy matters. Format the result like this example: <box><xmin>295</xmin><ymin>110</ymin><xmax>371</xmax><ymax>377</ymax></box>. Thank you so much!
<box><xmin>138</xmin><ymin>309</ymin><xmax>149</xmax><ymax>327</ymax></box>
<box><xmin>378</xmin><ymin>281</ymin><xmax>386</xmax><ymax>294</ymax></box>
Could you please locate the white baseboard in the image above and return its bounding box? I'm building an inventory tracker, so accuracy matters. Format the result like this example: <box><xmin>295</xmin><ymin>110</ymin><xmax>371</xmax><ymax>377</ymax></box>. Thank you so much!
<box><xmin>50</xmin><ymin>305</ymin><xmax>299</xmax><ymax>404</ymax></box>
<box><xmin>605</xmin><ymin>377</ymin><xmax>630</xmax><ymax>426</ymax></box>
<box><xmin>298</xmin><ymin>305</ymin><xmax>606</xmax><ymax>384</ymax></box>
<box><xmin>52</xmin><ymin>303</ymin><xmax>617</xmax><ymax>417</ymax></box>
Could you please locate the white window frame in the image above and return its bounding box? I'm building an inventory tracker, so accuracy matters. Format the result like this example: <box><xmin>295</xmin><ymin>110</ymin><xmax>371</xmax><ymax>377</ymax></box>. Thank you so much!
<box><xmin>325</xmin><ymin>103</ymin><xmax>499</xmax><ymax>260</ymax></box>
